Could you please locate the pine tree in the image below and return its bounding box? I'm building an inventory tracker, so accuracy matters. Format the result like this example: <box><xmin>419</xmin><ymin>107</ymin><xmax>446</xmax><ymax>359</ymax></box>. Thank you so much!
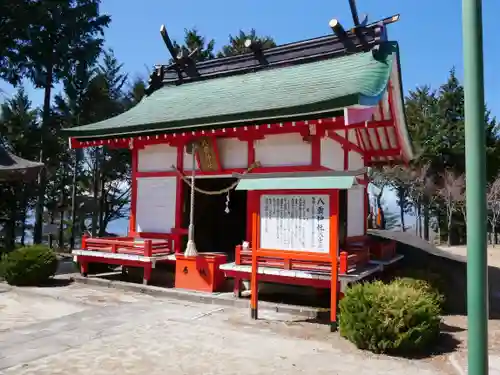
<box><xmin>19</xmin><ymin>0</ymin><xmax>110</xmax><ymax>243</ymax></box>
<box><xmin>172</xmin><ymin>28</ymin><xmax>215</xmax><ymax>62</ymax></box>
<box><xmin>0</xmin><ymin>88</ymin><xmax>40</xmax><ymax>249</ymax></box>
<box><xmin>217</xmin><ymin>29</ymin><xmax>276</xmax><ymax>57</ymax></box>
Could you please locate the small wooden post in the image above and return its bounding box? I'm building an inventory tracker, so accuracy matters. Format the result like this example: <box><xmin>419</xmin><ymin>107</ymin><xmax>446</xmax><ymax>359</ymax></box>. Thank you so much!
<box><xmin>144</xmin><ymin>239</ymin><xmax>153</xmax><ymax>257</ymax></box>
<box><xmin>233</xmin><ymin>277</ymin><xmax>242</xmax><ymax>298</ymax></box>
<box><xmin>143</xmin><ymin>264</ymin><xmax>152</xmax><ymax>285</ymax></box>
<box><xmin>250</xmin><ymin>211</ymin><xmax>259</xmax><ymax>319</ymax></box>
<box><xmin>235</xmin><ymin>245</ymin><xmax>242</xmax><ymax>265</ymax></box>
<box><xmin>81</xmin><ymin>234</ymin><xmax>88</xmax><ymax>249</ymax></box>
<box><xmin>143</xmin><ymin>240</ymin><xmax>153</xmax><ymax>285</ymax></box>
<box><xmin>339</xmin><ymin>251</ymin><xmax>348</xmax><ymax>274</ymax></box>
<box><xmin>80</xmin><ymin>259</ymin><xmax>89</xmax><ymax>277</ymax></box>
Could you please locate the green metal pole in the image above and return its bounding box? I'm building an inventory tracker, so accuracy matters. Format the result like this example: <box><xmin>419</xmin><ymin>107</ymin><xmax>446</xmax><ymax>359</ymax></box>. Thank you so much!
<box><xmin>462</xmin><ymin>0</ymin><xmax>488</xmax><ymax>374</ymax></box>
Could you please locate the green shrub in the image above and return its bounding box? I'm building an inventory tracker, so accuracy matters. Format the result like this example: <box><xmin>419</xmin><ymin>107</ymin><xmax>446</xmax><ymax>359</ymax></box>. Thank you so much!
<box><xmin>339</xmin><ymin>280</ymin><xmax>442</xmax><ymax>355</ymax></box>
<box><xmin>0</xmin><ymin>245</ymin><xmax>58</xmax><ymax>286</ymax></box>
<box><xmin>395</xmin><ymin>277</ymin><xmax>445</xmax><ymax>308</ymax></box>
<box><xmin>391</xmin><ymin>267</ymin><xmax>448</xmax><ymax>309</ymax></box>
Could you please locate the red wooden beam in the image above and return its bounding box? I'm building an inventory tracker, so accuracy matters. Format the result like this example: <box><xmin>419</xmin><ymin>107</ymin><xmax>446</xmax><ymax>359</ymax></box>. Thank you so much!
<box><xmin>327</xmin><ymin>130</ymin><xmax>364</xmax><ymax>155</ymax></box>
<box><xmin>363</xmin><ymin>127</ymin><xmax>377</xmax><ymax>152</ymax></box>
<box><xmin>365</xmin><ymin>148</ymin><xmax>401</xmax><ymax>158</ymax></box>
<box><xmin>68</xmin><ymin>117</ymin><xmax>396</xmax><ymax>150</ymax></box>
<box><xmin>386</xmin><ymin>80</ymin><xmax>408</xmax><ymax>163</ymax></box>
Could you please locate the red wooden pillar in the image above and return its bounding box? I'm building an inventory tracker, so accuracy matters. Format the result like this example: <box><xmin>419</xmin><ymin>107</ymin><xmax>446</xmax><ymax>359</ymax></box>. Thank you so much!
<box><xmin>330</xmin><ymin>190</ymin><xmax>340</xmax><ymax>331</ymax></box>
<box><xmin>246</xmin><ymin>140</ymin><xmax>256</xmax><ymax>242</ymax></box>
<box><xmin>250</xmin><ymin>210</ymin><xmax>259</xmax><ymax>319</ymax></box>
<box><xmin>129</xmin><ymin>147</ymin><xmax>138</xmax><ymax>235</ymax></box>
<box><xmin>174</xmin><ymin>143</ymin><xmax>185</xmax><ymax>253</ymax></box>
<box><xmin>363</xmin><ymin>168</ymin><xmax>368</xmax><ymax>233</ymax></box>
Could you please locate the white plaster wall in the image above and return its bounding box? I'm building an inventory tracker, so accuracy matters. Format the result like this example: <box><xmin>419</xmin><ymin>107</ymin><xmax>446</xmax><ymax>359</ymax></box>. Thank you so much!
<box><xmin>347</xmin><ymin>186</ymin><xmax>365</xmax><ymax>236</ymax></box>
<box><xmin>347</xmin><ymin>128</ymin><xmax>360</xmax><ymax>147</ymax></box>
<box><xmin>346</xmin><ymin>136</ymin><xmax>365</xmax><ymax>236</ymax></box>
<box><xmin>217</xmin><ymin>138</ymin><xmax>248</xmax><ymax>169</ymax></box>
<box><xmin>320</xmin><ymin>136</ymin><xmax>343</xmax><ymax>170</ymax></box>
<box><xmin>183</xmin><ymin>151</ymin><xmax>200</xmax><ymax>171</ymax></box>
<box><xmin>255</xmin><ymin>133</ymin><xmax>311</xmax><ymax>167</ymax></box>
<box><xmin>348</xmin><ymin>151</ymin><xmax>364</xmax><ymax>171</ymax></box>
<box><xmin>136</xmin><ymin>177</ymin><xmax>177</xmax><ymax>233</ymax></box>
<box><xmin>138</xmin><ymin>144</ymin><xmax>177</xmax><ymax>172</ymax></box>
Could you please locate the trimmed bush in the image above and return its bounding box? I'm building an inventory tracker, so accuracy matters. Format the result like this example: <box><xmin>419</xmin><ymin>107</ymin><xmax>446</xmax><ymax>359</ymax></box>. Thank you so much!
<box><xmin>0</xmin><ymin>245</ymin><xmax>58</xmax><ymax>286</ymax></box>
<box><xmin>390</xmin><ymin>266</ymin><xmax>449</xmax><ymax>311</ymax></box>
<box><xmin>339</xmin><ymin>280</ymin><xmax>441</xmax><ymax>355</ymax></box>
<box><xmin>395</xmin><ymin>277</ymin><xmax>445</xmax><ymax>308</ymax></box>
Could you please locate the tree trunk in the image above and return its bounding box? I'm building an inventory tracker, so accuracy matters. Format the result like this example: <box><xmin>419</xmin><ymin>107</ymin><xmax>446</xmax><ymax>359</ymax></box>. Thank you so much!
<box><xmin>33</xmin><ymin>62</ymin><xmax>53</xmax><ymax>244</ymax></box>
<box><xmin>417</xmin><ymin>202</ymin><xmax>422</xmax><ymax>238</ymax></box>
<box><xmin>396</xmin><ymin>187</ymin><xmax>406</xmax><ymax>231</ymax></box>
<box><xmin>423</xmin><ymin>196</ymin><xmax>430</xmax><ymax>241</ymax></box>
<box><xmin>58</xmin><ymin>168</ymin><xmax>66</xmax><ymax>250</ymax></box>
<box><xmin>20</xmin><ymin>185</ymin><xmax>27</xmax><ymax>246</ymax></box>
<box><xmin>98</xmin><ymin>152</ymin><xmax>106</xmax><ymax>236</ymax></box>
<box><xmin>5</xmin><ymin>186</ymin><xmax>17</xmax><ymax>251</ymax></box>
<box><xmin>91</xmin><ymin>148</ymin><xmax>100</xmax><ymax>236</ymax></box>
<box><xmin>48</xmin><ymin>213</ymin><xmax>54</xmax><ymax>249</ymax></box>
<box><xmin>70</xmin><ymin>149</ymin><xmax>80</xmax><ymax>249</ymax></box>
<box><xmin>98</xmin><ymin>176</ymin><xmax>106</xmax><ymax>236</ymax></box>
<box><xmin>447</xmin><ymin>212</ymin><xmax>452</xmax><ymax>246</ymax></box>
<box><xmin>399</xmin><ymin>205</ymin><xmax>405</xmax><ymax>232</ymax></box>
<box><xmin>58</xmin><ymin>210</ymin><xmax>64</xmax><ymax>250</ymax></box>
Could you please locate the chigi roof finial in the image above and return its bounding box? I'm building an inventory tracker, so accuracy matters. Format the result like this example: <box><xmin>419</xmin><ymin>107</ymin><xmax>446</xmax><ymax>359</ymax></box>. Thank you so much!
<box><xmin>329</xmin><ymin>0</ymin><xmax>399</xmax><ymax>53</ymax></box>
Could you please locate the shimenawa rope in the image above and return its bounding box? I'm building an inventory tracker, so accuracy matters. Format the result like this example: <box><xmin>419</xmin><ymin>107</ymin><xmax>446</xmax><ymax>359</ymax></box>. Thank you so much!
<box><xmin>171</xmin><ymin>161</ymin><xmax>261</xmax><ymax>195</ymax></box>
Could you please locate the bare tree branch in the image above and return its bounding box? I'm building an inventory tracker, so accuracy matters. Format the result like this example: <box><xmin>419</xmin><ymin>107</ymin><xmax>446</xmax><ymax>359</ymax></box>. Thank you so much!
<box><xmin>487</xmin><ymin>175</ymin><xmax>500</xmax><ymax>246</ymax></box>
<box><xmin>437</xmin><ymin>169</ymin><xmax>465</xmax><ymax>246</ymax></box>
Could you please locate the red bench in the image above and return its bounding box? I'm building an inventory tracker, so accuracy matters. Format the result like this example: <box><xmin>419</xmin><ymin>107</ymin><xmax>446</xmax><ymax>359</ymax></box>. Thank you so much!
<box><xmin>220</xmin><ymin>235</ymin><xmax>402</xmax><ymax>298</ymax></box>
<box><xmin>72</xmin><ymin>229</ymin><xmax>187</xmax><ymax>284</ymax></box>
<box><xmin>221</xmin><ymin>236</ymin><xmax>378</xmax><ymax>298</ymax></box>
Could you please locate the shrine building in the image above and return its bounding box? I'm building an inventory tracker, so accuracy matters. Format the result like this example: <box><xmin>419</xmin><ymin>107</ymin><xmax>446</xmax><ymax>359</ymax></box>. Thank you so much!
<box><xmin>66</xmin><ymin>9</ymin><xmax>414</xmax><ymax>330</ymax></box>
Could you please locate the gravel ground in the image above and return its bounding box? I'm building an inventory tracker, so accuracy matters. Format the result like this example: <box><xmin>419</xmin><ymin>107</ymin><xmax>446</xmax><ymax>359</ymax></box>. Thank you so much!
<box><xmin>0</xmin><ymin>282</ymin><xmax>450</xmax><ymax>375</ymax></box>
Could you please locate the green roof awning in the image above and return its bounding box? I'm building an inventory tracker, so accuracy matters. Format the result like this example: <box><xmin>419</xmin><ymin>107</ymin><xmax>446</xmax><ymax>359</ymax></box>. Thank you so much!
<box><xmin>235</xmin><ymin>175</ymin><xmax>358</xmax><ymax>191</ymax></box>
<box><xmin>64</xmin><ymin>48</ymin><xmax>397</xmax><ymax>139</ymax></box>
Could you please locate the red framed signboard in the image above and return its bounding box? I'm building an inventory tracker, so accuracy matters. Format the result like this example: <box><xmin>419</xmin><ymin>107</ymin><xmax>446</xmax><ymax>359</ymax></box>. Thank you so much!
<box><xmin>248</xmin><ymin>189</ymin><xmax>340</xmax><ymax>330</ymax></box>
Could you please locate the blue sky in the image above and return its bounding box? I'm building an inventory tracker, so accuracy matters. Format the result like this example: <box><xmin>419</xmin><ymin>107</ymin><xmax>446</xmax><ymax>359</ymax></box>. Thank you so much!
<box><xmin>1</xmin><ymin>0</ymin><xmax>498</xmax><ymax>114</ymax></box>
<box><xmin>2</xmin><ymin>0</ymin><xmax>498</xmax><ymax>234</ymax></box>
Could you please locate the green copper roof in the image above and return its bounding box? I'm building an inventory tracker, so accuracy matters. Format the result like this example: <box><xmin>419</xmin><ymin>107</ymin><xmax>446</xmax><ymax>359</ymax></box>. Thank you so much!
<box><xmin>236</xmin><ymin>175</ymin><xmax>358</xmax><ymax>191</ymax></box>
<box><xmin>65</xmin><ymin>47</ymin><xmax>397</xmax><ymax>139</ymax></box>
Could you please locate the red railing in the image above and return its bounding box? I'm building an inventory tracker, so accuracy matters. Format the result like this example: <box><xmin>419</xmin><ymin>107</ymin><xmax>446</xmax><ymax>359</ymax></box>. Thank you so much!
<box><xmin>233</xmin><ymin>235</ymin><xmax>375</xmax><ymax>275</ymax></box>
<box><xmin>234</xmin><ymin>246</ymin><xmax>366</xmax><ymax>275</ymax></box>
<box><xmin>81</xmin><ymin>235</ymin><xmax>172</xmax><ymax>257</ymax></box>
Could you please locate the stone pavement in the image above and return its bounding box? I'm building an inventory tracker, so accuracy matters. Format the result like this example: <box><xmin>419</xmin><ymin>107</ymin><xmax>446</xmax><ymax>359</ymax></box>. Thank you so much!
<box><xmin>449</xmin><ymin>353</ymin><xmax>500</xmax><ymax>375</ymax></box>
<box><xmin>0</xmin><ymin>283</ymin><xmax>448</xmax><ymax>375</ymax></box>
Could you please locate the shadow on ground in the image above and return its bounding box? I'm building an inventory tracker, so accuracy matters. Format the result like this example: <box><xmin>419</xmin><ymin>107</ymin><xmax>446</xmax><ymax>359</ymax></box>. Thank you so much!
<box><xmin>92</xmin><ymin>263</ymin><xmax>333</xmax><ymax>309</ymax></box>
<box><xmin>39</xmin><ymin>278</ymin><xmax>73</xmax><ymax>288</ymax></box>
